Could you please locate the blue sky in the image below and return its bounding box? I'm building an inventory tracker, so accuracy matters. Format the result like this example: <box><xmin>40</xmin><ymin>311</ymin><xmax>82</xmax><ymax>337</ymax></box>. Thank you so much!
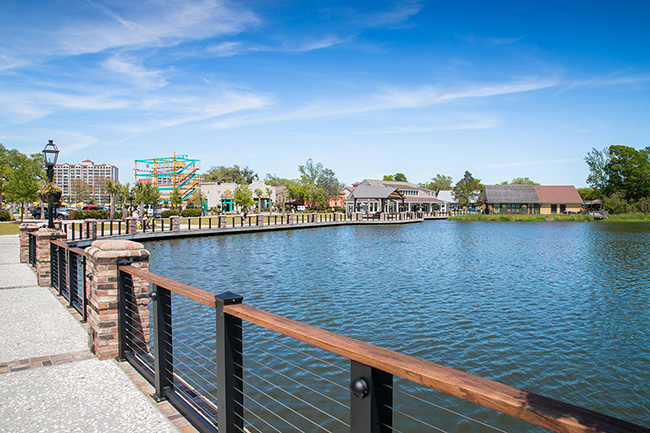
<box><xmin>1</xmin><ymin>0</ymin><xmax>648</xmax><ymax>187</ymax></box>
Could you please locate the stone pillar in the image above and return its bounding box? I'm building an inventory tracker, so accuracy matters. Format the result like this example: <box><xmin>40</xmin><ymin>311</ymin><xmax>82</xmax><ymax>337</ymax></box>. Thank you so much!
<box><xmin>219</xmin><ymin>215</ymin><xmax>227</xmax><ymax>228</ymax></box>
<box><xmin>256</xmin><ymin>214</ymin><xmax>263</xmax><ymax>226</ymax></box>
<box><xmin>334</xmin><ymin>213</ymin><xmax>339</xmax><ymax>222</ymax></box>
<box><xmin>126</xmin><ymin>217</ymin><xmax>138</xmax><ymax>234</ymax></box>
<box><xmin>19</xmin><ymin>223</ymin><xmax>41</xmax><ymax>263</ymax></box>
<box><xmin>170</xmin><ymin>215</ymin><xmax>180</xmax><ymax>232</ymax></box>
<box><xmin>288</xmin><ymin>214</ymin><xmax>294</xmax><ymax>225</ymax></box>
<box><xmin>85</xmin><ymin>240</ymin><xmax>150</xmax><ymax>360</ymax></box>
<box><xmin>33</xmin><ymin>228</ymin><xmax>67</xmax><ymax>287</ymax></box>
<box><xmin>85</xmin><ymin>219</ymin><xmax>98</xmax><ymax>240</ymax></box>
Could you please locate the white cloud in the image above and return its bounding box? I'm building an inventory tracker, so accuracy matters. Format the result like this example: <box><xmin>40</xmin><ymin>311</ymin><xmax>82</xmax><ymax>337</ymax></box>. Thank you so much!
<box><xmin>102</xmin><ymin>55</ymin><xmax>168</xmax><ymax>90</ymax></box>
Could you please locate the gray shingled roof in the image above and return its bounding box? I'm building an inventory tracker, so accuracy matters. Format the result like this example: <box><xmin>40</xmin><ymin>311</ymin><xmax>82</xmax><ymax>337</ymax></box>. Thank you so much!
<box><xmin>351</xmin><ymin>185</ymin><xmax>402</xmax><ymax>199</ymax></box>
<box><xmin>483</xmin><ymin>185</ymin><xmax>540</xmax><ymax>203</ymax></box>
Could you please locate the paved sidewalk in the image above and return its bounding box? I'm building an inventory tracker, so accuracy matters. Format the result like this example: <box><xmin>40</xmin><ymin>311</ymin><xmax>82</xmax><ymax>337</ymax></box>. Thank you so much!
<box><xmin>0</xmin><ymin>234</ymin><xmax>185</xmax><ymax>433</ymax></box>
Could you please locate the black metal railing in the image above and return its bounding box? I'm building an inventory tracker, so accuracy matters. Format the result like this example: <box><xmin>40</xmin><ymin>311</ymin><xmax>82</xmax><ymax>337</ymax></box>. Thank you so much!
<box><xmin>28</xmin><ymin>232</ymin><xmax>36</xmax><ymax>266</ymax></box>
<box><xmin>116</xmin><ymin>265</ymin><xmax>649</xmax><ymax>433</ymax></box>
<box><xmin>49</xmin><ymin>240</ymin><xmax>87</xmax><ymax>321</ymax></box>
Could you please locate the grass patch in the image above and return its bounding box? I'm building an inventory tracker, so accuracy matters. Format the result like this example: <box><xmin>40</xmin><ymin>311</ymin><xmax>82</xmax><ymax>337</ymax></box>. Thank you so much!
<box><xmin>603</xmin><ymin>213</ymin><xmax>650</xmax><ymax>222</ymax></box>
<box><xmin>0</xmin><ymin>222</ymin><xmax>20</xmax><ymax>235</ymax></box>
<box><xmin>450</xmin><ymin>214</ymin><xmax>595</xmax><ymax>222</ymax></box>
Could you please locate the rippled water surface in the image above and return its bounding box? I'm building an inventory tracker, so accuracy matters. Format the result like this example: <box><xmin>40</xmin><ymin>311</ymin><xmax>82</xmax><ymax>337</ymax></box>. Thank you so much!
<box><xmin>144</xmin><ymin>221</ymin><xmax>650</xmax><ymax>429</ymax></box>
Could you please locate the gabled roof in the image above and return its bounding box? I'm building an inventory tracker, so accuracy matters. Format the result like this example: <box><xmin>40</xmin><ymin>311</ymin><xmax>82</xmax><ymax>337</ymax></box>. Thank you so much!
<box><xmin>483</xmin><ymin>185</ymin><xmax>539</xmax><ymax>203</ymax></box>
<box><xmin>351</xmin><ymin>185</ymin><xmax>405</xmax><ymax>200</ymax></box>
<box><xmin>534</xmin><ymin>186</ymin><xmax>583</xmax><ymax>203</ymax></box>
<box><xmin>437</xmin><ymin>190</ymin><xmax>456</xmax><ymax>203</ymax></box>
<box><xmin>361</xmin><ymin>179</ymin><xmax>421</xmax><ymax>189</ymax></box>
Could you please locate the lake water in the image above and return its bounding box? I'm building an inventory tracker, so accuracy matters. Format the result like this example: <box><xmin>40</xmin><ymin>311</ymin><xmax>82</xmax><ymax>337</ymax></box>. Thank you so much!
<box><xmin>144</xmin><ymin>220</ymin><xmax>649</xmax><ymax>431</ymax></box>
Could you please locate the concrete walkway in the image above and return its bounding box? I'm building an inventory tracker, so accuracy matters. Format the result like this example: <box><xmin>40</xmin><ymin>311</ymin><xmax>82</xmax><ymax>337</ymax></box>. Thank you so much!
<box><xmin>0</xmin><ymin>234</ymin><xmax>187</xmax><ymax>433</ymax></box>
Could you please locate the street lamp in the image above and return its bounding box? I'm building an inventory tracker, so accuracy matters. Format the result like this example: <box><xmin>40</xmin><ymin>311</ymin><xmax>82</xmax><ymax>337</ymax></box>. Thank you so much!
<box><xmin>42</xmin><ymin>140</ymin><xmax>60</xmax><ymax>228</ymax></box>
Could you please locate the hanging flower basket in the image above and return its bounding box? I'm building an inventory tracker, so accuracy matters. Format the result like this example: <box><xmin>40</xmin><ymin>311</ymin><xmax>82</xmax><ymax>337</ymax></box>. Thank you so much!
<box><xmin>39</xmin><ymin>183</ymin><xmax>62</xmax><ymax>203</ymax></box>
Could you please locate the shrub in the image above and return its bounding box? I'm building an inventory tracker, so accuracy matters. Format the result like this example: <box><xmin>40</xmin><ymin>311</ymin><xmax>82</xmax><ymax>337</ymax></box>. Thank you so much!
<box><xmin>162</xmin><ymin>210</ymin><xmax>181</xmax><ymax>218</ymax></box>
<box><xmin>0</xmin><ymin>210</ymin><xmax>12</xmax><ymax>221</ymax></box>
<box><xmin>69</xmin><ymin>209</ymin><xmax>109</xmax><ymax>219</ymax></box>
<box><xmin>181</xmin><ymin>208</ymin><xmax>202</xmax><ymax>217</ymax></box>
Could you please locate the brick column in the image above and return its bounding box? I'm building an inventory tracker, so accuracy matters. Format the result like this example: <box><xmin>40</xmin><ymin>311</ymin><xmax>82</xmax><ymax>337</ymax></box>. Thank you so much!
<box><xmin>19</xmin><ymin>223</ymin><xmax>41</xmax><ymax>263</ymax></box>
<box><xmin>170</xmin><ymin>215</ymin><xmax>180</xmax><ymax>232</ymax></box>
<box><xmin>85</xmin><ymin>219</ymin><xmax>98</xmax><ymax>240</ymax></box>
<box><xmin>33</xmin><ymin>228</ymin><xmax>67</xmax><ymax>286</ymax></box>
<box><xmin>288</xmin><ymin>214</ymin><xmax>294</xmax><ymax>224</ymax></box>
<box><xmin>126</xmin><ymin>217</ymin><xmax>138</xmax><ymax>234</ymax></box>
<box><xmin>219</xmin><ymin>215</ymin><xmax>227</xmax><ymax>228</ymax></box>
<box><xmin>85</xmin><ymin>240</ymin><xmax>150</xmax><ymax>360</ymax></box>
<box><xmin>256</xmin><ymin>214</ymin><xmax>263</xmax><ymax>226</ymax></box>
<box><xmin>334</xmin><ymin>213</ymin><xmax>340</xmax><ymax>222</ymax></box>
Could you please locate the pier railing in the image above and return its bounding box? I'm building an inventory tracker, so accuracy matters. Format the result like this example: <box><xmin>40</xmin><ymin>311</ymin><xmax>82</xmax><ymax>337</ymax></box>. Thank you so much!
<box><xmin>49</xmin><ymin>239</ymin><xmax>87</xmax><ymax>321</ymax></box>
<box><xmin>114</xmin><ymin>263</ymin><xmax>648</xmax><ymax>433</ymax></box>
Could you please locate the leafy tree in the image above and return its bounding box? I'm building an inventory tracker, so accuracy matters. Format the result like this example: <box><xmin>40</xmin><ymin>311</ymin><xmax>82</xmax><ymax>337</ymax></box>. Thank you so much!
<box><xmin>586</xmin><ymin>145</ymin><xmax>650</xmax><ymax>202</ymax></box>
<box><xmin>70</xmin><ymin>179</ymin><xmax>93</xmax><ymax>203</ymax></box>
<box><xmin>134</xmin><ymin>182</ymin><xmax>161</xmax><ymax>213</ymax></box>
<box><xmin>420</xmin><ymin>174</ymin><xmax>453</xmax><ymax>194</ymax></box>
<box><xmin>384</xmin><ymin>173</ymin><xmax>407</xmax><ymax>182</ymax></box>
<box><xmin>510</xmin><ymin>177</ymin><xmax>539</xmax><ymax>185</ymax></box>
<box><xmin>296</xmin><ymin>159</ymin><xmax>343</xmax><ymax>209</ymax></box>
<box><xmin>169</xmin><ymin>187</ymin><xmax>183</xmax><ymax>210</ymax></box>
<box><xmin>264</xmin><ymin>173</ymin><xmax>292</xmax><ymax>186</ymax></box>
<box><xmin>233</xmin><ymin>183</ymin><xmax>254</xmax><ymax>210</ymax></box>
<box><xmin>585</xmin><ymin>147</ymin><xmax>610</xmax><ymax>195</ymax></box>
<box><xmin>105</xmin><ymin>180</ymin><xmax>121</xmax><ymax>219</ymax></box>
<box><xmin>203</xmin><ymin>165</ymin><xmax>258</xmax><ymax>184</ymax></box>
<box><xmin>119</xmin><ymin>183</ymin><xmax>132</xmax><ymax>216</ymax></box>
<box><xmin>453</xmin><ymin>171</ymin><xmax>482</xmax><ymax>208</ymax></box>
<box><xmin>602</xmin><ymin>191</ymin><xmax>631</xmax><ymax>214</ymax></box>
<box><xmin>578</xmin><ymin>188</ymin><xmax>599</xmax><ymax>201</ymax></box>
<box><xmin>189</xmin><ymin>190</ymin><xmax>203</xmax><ymax>208</ymax></box>
<box><xmin>3</xmin><ymin>148</ymin><xmax>45</xmax><ymax>221</ymax></box>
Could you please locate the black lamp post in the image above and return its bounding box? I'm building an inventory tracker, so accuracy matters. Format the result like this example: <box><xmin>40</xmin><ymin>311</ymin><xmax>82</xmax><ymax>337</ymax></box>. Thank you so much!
<box><xmin>42</xmin><ymin>140</ymin><xmax>60</xmax><ymax>228</ymax></box>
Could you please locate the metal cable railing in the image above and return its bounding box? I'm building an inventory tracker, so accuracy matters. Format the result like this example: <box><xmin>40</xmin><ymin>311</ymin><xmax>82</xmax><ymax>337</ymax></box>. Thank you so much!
<box><xmin>116</xmin><ymin>265</ymin><xmax>649</xmax><ymax>433</ymax></box>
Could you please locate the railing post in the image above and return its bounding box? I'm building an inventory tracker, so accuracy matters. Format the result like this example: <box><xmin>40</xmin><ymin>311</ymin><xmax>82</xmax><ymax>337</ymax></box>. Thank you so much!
<box><xmin>350</xmin><ymin>360</ymin><xmax>393</xmax><ymax>433</ymax></box>
<box><xmin>170</xmin><ymin>215</ymin><xmax>180</xmax><ymax>232</ymax></box>
<box><xmin>151</xmin><ymin>284</ymin><xmax>173</xmax><ymax>402</ymax></box>
<box><xmin>215</xmin><ymin>291</ymin><xmax>244</xmax><ymax>433</ymax></box>
<box><xmin>33</xmin><ymin>228</ymin><xmax>67</xmax><ymax>287</ymax></box>
<box><xmin>19</xmin><ymin>223</ymin><xmax>40</xmax><ymax>263</ymax></box>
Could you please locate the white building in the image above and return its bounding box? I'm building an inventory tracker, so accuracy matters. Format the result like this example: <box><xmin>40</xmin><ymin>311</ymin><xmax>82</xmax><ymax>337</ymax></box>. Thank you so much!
<box><xmin>345</xmin><ymin>179</ymin><xmax>444</xmax><ymax>213</ymax></box>
<box><xmin>54</xmin><ymin>160</ymin><xmax>119</xmax><ymax>203</ymax></box>
<box><xmin>201</xmin><ymin>180</ymin><xmax>278</xmax><ymax>212</ymax></box>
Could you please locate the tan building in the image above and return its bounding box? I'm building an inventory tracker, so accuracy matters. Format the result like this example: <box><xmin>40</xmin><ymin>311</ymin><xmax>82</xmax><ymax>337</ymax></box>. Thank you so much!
<box><xmin>482</xmin><ymin>185</ymin><xmax>583</xmax><ymax>214</ymax></box>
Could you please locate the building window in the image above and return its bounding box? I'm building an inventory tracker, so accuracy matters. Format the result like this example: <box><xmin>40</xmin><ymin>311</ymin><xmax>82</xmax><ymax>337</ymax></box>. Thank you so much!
<box><xmin>560</xmin><ymin>204</ymin><xmax>566</xmax><ymax>213</ymax></box>
<box><xmin>551</xmin><ymin>204</ymin><xmax>557</xmax><ymax>213</ymax></box>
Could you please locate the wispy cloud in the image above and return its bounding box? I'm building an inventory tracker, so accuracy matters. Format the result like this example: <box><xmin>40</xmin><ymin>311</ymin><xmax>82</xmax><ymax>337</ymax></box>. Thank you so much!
<box><xmin>102</xmin><ymin>55</ymin><xmax>169</xmax><ymax>90</ymax></box>
<box><xmin>362</xmin><ymin>0</ymin><xmax>424</xmax><ymax>28</ymax></box>
<box><xmin>461</xmin><ymin>32</ymin><xmax>527</xmax><ymax>47</ymax></box>
<box><xmin>210</xmin><ymin>77</ymin><xmax>556</xmax><ymax>130</ymax></box>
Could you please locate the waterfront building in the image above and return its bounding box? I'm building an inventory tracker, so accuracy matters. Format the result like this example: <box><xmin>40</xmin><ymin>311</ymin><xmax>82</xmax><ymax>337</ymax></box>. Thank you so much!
<box><xmin>345</xmin><ymin>179</ymin><xmax>443</xmax><ymax>213</ymax></box>
<box><xmin>54</xmin><ymin>160</ymin><xmax>119</xmax><ymax>203</ymax></box>
<box><xmin>482</xmin><ymin>185</ymin><xmax>583</xmax><ymax>214</ymax></box>
<box><xmin>201</xmin><ymin>180</ymin><xmax>277</xmax><ymax>212</ymax></box>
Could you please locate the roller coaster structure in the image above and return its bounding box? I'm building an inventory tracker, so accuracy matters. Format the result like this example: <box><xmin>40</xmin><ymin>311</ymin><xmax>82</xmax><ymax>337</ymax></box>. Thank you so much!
<box><xmin>134</xmin><ymin>154</ymin><xmax>200</xmax><ymax>204</ymax></box>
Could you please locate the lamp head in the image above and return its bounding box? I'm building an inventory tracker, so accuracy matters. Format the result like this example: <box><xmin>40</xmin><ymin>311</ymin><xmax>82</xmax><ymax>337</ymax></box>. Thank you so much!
<box><xmin>42</xmin><ymin>140</ymin><xmax>59</xmax><ymax>166</ymax></box>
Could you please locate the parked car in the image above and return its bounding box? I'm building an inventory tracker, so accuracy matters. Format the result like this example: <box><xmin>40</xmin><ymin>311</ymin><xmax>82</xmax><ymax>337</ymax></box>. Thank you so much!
<box><xmin>82</xmin><ymin>205</ymin><xmax>106</xmax><ymax>211</ymax></box>
<box><xmin>31</xmin><ymin>207</ymin><xmax>70</xmax><ymax>220</ymax></box>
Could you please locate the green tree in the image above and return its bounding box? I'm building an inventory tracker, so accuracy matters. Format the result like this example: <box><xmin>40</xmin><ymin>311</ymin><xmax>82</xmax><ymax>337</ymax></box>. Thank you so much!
<box><xmin>577</xmin><ymin>188</ymin><xmax>599</xmax><ymax>201</ymax></box>
<box><xmin>119</xmin><ymin>183</ymin><xmax>132</xmax><ymax>216</ymax></box>
<box><xmin>105</xmin><ymin>180</ymin><xmax>121</xmax><ymax>219</ymax></box>
<box><xmin>134</xmin><ymin>182</ymin><xmax>161</xmax><ymax>213</ymax></box>
<box><xmin>4</xmin><ymin>150</ymin><xmax>44</xmax><ymax>222</ymax></box>
<box><xmin>203</xmin><ymin>165</ymin><xmax>258</xmax><ymax>184</ymax></box>
<box><xmin>585</xmin><ymin>147</ymin><xmax>609</xmax><ymax>196</ymax></box>
<box><xmin>169</xmin><ymin>187</ymin><xmax>183</xmax><ymax>210</ymax></box>
<box><xmin>383</xmin><ymin>173</ymin><xmax>407</xmax><ymax>182</ymax></box>
<box><xmin>233</xmin><ymin>184</ymin><xmax>254</xmax><ymax>210</ymax></box>
<box><xmin>420</xmin><ymin>174</ymin><xmax>453</xmax><ymax>194</ymax></box>
<box><xmin>604</xmin><ymin>145</ymin><xmax>650</xmax><ymax>202</ymax></box>
<box><xmin>510</xmin><ymin>177</ymin><xmax>539</xmax><ymax>185</ymax></box>
<box><xmin>453</xmin><ymin>171</ymin><xmax>482</xmax><ymax>208</ymax></box>
<box><xmin>296</xmin><ymin>159</ymin><xmax>343</xmax><ymax>209</ymax></box>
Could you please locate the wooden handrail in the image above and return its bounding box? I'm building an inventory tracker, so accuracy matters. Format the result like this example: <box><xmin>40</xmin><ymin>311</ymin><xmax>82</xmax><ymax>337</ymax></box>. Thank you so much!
<box><xmin>118</xmin><ymin>266</ymin><xmax>215</xmax><ymax>308</ymax></box>
<box><xmin>225</xmin><ymin>303</ymin><xmax>648</xmax><ymax>433</ymax></box>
